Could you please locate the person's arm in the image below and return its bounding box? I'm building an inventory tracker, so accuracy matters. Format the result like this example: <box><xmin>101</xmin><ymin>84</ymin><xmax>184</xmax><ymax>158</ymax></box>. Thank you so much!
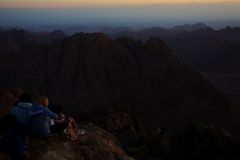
<box><xmin>42</xmin><ymin>107</ymin><xmax>58</xmax><ymax>119</ymax></box>
<box><xmin>54</xmin><ymin>113</ymin><xmax>65</xmax><ymax>123</ymax></box>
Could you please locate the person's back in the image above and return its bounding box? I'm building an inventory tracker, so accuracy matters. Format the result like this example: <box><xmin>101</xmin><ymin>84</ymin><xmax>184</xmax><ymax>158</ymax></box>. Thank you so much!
<box><xmin>11</xmin><ymin>103</ymin><xmax>31</xmax><ymax>123</ymax></box>
<box><xmin>29</xmin><ymin>104</ymin><xmax>58</xmax><ymax>138</ymax></box>
<box><xmin>10</xmin><ymin>93</ymin><xmax>32</xmax><ymax>123</ymax></box>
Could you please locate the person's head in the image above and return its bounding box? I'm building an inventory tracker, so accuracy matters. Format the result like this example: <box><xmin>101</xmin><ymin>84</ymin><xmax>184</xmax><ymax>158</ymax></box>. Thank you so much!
<box><xmin>36</xmin><ymin>95</ymin><xmax>49</xmax><ymax>107</ymax></box>
<box><xmin>19</xmin><ymin>93</ymin><xmax>32</xmax><ymax>103</ymax></box>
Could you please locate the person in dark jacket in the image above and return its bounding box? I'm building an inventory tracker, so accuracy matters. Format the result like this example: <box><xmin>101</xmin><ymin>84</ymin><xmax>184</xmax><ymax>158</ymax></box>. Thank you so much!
<box><xmin>29</xmin><ymin>95</ymin><xmax>58</xmax><ymax>138</ymax></box>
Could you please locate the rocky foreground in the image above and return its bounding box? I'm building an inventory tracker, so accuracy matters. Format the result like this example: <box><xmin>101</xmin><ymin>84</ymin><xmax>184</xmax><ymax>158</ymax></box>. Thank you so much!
<box><xmin>0</xmin><ymin>89</ymin><xmax>240</xmax><ymax>160</ymax></box>
<box><xmin>27</xmin><ymin>123</ymin><xmax>133</xmax><ymax>160</ymax></box>
<box><xmin>1</xmin><ymin>120</ymin><xmax>239</xmax><ymax>160</ymax></box>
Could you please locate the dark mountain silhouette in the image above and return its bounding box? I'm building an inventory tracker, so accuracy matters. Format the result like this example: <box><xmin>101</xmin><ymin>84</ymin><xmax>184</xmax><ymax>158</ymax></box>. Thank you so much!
<box><xmin>0</xmin><ymin>32</ymin><xmax>235</xmax><ymax>133</ymax></box>
<box><xmin>112</xmin><ymin>26</ymin><xmax>240</xmax><ymax>74</ymax></box>
<box><xmin>3</xmin><ymin>26</ymin><xmax>240</xmax><ymax>74</ymax></box>
<box><xmin>167</xmin><ymin>27</ymin><xmax>240</xmax><ymax>73</ymax></box>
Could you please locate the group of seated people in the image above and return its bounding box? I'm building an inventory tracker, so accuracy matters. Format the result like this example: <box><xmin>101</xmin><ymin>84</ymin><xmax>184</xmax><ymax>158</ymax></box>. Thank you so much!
<box><xmin>0</xmin><ymin>92</ymin><xmax>79</xmax><ymax>160</ymax></box>
<box><xmin>11</xmin><ymin>93</ymin><xmax>67</xmax><ymax>138</ymax></box>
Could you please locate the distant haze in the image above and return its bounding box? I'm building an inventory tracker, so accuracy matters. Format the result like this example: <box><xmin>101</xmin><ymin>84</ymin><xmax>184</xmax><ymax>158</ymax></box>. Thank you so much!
<box><xmin>0</xmin><ymin>2</ymin><xmax>240</xmax><ymax>29</ymax></box>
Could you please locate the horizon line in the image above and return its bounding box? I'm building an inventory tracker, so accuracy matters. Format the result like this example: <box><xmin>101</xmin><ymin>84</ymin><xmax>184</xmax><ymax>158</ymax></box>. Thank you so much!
<box><xmin>0</xmin><ymin>1</ymin><xmax>239</xmax><ymax>9</ymax></box>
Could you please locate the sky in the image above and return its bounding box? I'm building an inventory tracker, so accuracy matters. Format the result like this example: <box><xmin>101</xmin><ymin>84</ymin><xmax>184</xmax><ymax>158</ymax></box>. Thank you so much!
<box><xmin>0</xmin><ymin>0</ymin><xmax>240</xmax><ymax>29</ymax></box>
<box><xmin>1</xmin><ymin>0</ymin><xmax>240</xmax><ymax>8</ymax></box>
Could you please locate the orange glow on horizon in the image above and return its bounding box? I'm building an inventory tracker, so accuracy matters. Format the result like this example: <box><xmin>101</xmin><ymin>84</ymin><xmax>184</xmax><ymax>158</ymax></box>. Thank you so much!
<box><xmin>0</xmin><ymin>0</ymin><xmax>240</xmax><ymax>8</ymax></box>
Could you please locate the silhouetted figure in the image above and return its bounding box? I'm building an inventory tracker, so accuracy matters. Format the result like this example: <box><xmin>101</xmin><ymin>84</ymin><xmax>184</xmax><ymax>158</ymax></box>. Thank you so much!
<box><xmin>0</xmin><ymin>114</ymin><xmax>25</xmax><ymax>160</ymax></box>
<box><xmin>10</xmin><ymin>92</ymin><xmax>32</xmax><ymax>147</ymax></box>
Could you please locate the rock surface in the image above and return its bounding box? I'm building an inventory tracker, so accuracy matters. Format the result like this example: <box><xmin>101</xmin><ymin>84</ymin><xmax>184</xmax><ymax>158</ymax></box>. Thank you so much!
<box><xmin>75</xmin><ymin>103</ymin><xmax>143</xmax><ymax>150</ymax></box>
<box><xmin>27</xmin><ymin>123</ymin><xmax>133</xmax><ymax>160</ymax></box>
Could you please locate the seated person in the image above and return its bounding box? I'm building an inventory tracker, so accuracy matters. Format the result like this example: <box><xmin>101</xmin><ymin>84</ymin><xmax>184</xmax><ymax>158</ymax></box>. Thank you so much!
<box><xmin>51</xmin><ymin>112</ymin><xmax>68</xmax><ymax>135</ymax></box>
<box><xmin>48</xmin><ymin>104</ymin><xmax>78</xmax><ymax>141</ymax></box>
<box><xmin>0</xmin><ymin>114</ymin><xmax>26</xmax><ymax>160</ymax></box>
<box><xmin>48</xmin><ymin>104</ymin><xmax>68</xmax><ymax>135</ymax></box>
<box><xmin>28</xmin><ymin>95</ymin><xmax>58</xmax><ymax>138</ymax></box>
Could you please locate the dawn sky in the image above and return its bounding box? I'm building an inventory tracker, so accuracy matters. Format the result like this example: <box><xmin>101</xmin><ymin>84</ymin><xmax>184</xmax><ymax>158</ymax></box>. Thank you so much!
<box><xmin>1</xmin><ymin>0</ymin><xmax>240</xmax><ymax>8</ymax></box>
<box><xmin>0</xmin><ymin>0</ymin><xmax>240</xmax><ymax>29</ymax></box>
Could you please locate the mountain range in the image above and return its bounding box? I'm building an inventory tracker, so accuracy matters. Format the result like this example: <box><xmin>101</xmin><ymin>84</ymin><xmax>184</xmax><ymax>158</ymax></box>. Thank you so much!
<box><xmin>112</xmin><ymin>25</ymin><xmax>240</xmax><ymax>74</ymax></box>
<box><xmin>2</xmin><ymin>24</ymin><xmax>240</xmax><ymax>74</ymax></box>
<box><xmin>0</xmin><ymin>29</ymin><xmax>237</xmax><ymax>132</ymax></box>
<box><xmin>0</xmin><ymin>29</ymin><xmax>67</xmax><ymax>55</ymax></box>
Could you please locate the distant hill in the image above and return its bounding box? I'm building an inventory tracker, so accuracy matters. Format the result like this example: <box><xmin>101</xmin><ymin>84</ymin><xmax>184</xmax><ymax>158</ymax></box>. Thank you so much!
<box><xmin>0</xmin><ymin>29</ymin><xmax>67</xmax><ymax>55</ymax></box>
<box><xmin>33</xmin><ymin>30</ymin><xmax>67</xmax><ymax>43</ymax></box>
<box><xmin>0</xmin><ymin>29</ymin><xmax>37</xmax><ymax>54</ymax></box>
<box><xmin>172</xmin><ymin>23</ymin><xmax>210</xmax><ymax>31</ymax></box>
<box><xmin>0</xmin><ymin>32</ymin><xmax>235</xmax><ymax>131</ymax></box>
